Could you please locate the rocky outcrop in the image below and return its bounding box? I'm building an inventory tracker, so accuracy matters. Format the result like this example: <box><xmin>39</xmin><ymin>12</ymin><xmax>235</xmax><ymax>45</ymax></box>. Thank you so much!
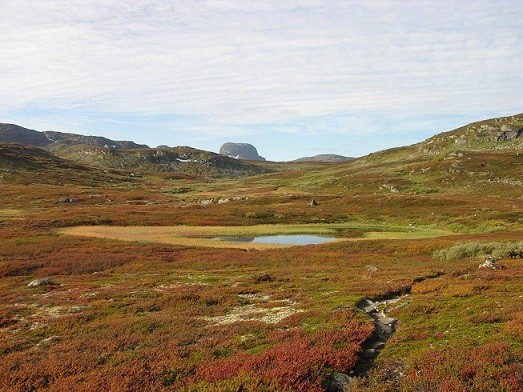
<box><xmin>219</xmin><ymin>142</ymin><xmax>266</xmax><ymax>161</ymax></box>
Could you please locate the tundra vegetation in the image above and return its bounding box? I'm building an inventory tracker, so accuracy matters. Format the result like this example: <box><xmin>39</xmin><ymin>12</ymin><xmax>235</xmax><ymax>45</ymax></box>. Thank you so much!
<box><xmin>0</xmin><ymin>114</ymin><xmax>522</xmax><ymax>391</ymax></box>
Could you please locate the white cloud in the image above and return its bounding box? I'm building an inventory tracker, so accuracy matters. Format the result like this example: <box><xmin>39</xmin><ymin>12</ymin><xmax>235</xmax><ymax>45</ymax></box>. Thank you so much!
<box><xmin>0</xmin><ymin>0</ymin><xmax>521</xmax><ymax>132</ymax></box>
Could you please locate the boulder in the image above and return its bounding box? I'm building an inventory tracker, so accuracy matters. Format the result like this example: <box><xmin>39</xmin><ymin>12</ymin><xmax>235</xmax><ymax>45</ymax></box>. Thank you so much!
<box><xmin>479</xmin><ymin>256</ymin><xmax>500</xmax><ymax>270</ymax></box>
<box><xmin>28</xmin><ymin>278</ymin><xmax>55</xmax><ymax>287</ymax></box>
<box><xmin>329</xmin><ymin>372</ymin><xmax>353</xmax><ymax>392</ymax></box>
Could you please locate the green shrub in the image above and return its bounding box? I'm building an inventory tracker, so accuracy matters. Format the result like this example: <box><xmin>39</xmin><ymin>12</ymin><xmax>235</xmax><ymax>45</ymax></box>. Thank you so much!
<box><xmin>433</xmin><ymin>241</ymin><xmax>523</xmax><ymax>261</ymax></box>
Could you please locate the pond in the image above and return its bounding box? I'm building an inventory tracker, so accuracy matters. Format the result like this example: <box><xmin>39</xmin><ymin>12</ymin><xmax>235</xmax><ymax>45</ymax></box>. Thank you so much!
<box><xmin>214</xmin><ymin>234</ymin><xmax>336</xmax><ymax>245</ymax></box>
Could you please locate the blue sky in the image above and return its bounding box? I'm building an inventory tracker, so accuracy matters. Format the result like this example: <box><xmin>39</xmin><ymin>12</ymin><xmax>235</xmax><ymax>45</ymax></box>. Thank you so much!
<box><xmin>1</xmin><ymin>1</ymin><xmax>521</xmax><ymax>161</ymax></box>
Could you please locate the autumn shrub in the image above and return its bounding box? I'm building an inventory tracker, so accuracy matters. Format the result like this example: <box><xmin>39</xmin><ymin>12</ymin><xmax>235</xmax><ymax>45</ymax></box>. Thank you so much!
<box><xmin>401</xmin><ymin>342</ymin><xmax>523</xmax><ymax>392</ymax></box>
<box><xmin>180</xmin><ymin>373</ymin><xmax>291</xmax><ymax>392</ymax></box>
<box><xmin>193</xmin><ymin>319</ymin><xmax>373</xmax><ymax>392</ymax></box>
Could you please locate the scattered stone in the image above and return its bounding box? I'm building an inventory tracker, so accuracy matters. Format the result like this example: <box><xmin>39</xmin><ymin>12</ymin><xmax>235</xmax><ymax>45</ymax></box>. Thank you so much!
<box><xmin>199</xmin><ymin>198</ymin><xmax>214</xmax><ymax>206</ymax></box>
<box><xmin>27</xmin><ymin>278</ymin><xmax>55</xmax><ymax>288</ymax></box>
<box><xmin>34</xmin><ymin>335</ymin><xmax>61</xmax><ymax>349</ymax></box>
<box><xmin>59</xmin><ymin>197</ymin><xmax>78</xmax><ymax>203</ymax></box>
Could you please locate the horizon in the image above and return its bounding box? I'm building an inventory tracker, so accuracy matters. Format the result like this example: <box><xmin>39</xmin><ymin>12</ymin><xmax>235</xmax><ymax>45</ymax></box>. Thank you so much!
<box><xmin>1</xmin><ymin>1</ymin><xmax>522</xmax><ymax>161</ymax></box>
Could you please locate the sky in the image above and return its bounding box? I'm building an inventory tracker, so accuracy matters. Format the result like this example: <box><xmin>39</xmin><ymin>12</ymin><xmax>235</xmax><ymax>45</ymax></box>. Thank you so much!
<box><xmin>1</xmin><ymin>1</ymin><xmax>522</xmax><ymax>161</ymax></box>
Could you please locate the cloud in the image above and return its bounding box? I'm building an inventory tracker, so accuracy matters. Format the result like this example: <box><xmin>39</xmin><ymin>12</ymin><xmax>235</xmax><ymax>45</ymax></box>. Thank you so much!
<box><xmin>0</xmin><ymin>0</ymin><xmax>521</xmax><ymax>135</ymax></box>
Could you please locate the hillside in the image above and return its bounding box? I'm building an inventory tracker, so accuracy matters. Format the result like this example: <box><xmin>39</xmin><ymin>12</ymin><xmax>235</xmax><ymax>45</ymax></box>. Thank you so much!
<box><xmin>360</xmin><ymin>113</ymin><xmax>523</xmax><ymax>165</ymax></box>
<box><xmin>0</xmin><ymin>143</ymin><xmax>131</xmax><ymax>186</ymax></box>
<box><xmin>281</xmin><ymin>114</ymin><xmax>522</xmax><ymax>197</ymax></box>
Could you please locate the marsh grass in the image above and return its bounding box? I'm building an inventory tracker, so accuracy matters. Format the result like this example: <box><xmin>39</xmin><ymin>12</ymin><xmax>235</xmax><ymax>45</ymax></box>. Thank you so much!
<box><xmin>58</xmin><ymin>223</ymin><xmax>453</xmax><ymax>250</ymax></box>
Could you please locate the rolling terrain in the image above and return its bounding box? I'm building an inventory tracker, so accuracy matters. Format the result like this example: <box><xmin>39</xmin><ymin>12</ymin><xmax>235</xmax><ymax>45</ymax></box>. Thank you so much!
<box><xmin>0</xmin><ymin>114</ymin><xmax>522</xmax><ymax>391</ymax></box>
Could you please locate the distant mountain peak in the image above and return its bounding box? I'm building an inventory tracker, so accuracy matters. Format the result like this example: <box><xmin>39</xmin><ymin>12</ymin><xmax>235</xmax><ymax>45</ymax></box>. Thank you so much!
<box><xmin>293</xmin><ymin>154</ymin><xmax>354</xmax><ymax>163</ymax></box>
<box><xmin>219</xmin><ymin>142</ymin><xmax>266</xmax><ymax>161</ymax></box>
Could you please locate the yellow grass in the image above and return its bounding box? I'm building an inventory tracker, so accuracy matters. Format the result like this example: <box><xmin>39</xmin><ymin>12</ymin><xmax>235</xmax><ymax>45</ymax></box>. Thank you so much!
<box><xmin>0</xmin><ymin>209</ymin><xmax>25</xmax><ymax>219</ymax></box>
<box><xmin>58</xmin><ymin>223</ymin><xmax>453</xmax><ymax>250</ymax></box>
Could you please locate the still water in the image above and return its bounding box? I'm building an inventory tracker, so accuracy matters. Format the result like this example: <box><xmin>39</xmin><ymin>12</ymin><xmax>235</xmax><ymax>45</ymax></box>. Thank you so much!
<box><xmin>214</xmin><ymin>234</ymin><xmax>335</xmax><ymax>245</ymax></box>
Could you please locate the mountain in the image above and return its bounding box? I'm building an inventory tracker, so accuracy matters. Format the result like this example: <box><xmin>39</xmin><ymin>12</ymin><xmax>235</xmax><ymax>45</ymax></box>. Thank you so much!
<box><xmin>293</xmin><ymin>154</ymin><xmax>355</xmax><ymax>163</ymax></box>
<box><xmin>0</xmin><ymin>123</ymin><xmax>147</xmax><ymax>150</ymax></box>
<box><xmin>219</xmin><ymin>142</ymin><xmax>266</xmax><ymax>161</ymax></box>
<box><xmin>43</xmin><ymin>130</ymin><xmax>148</xmax><ymax>150</ymax></box>
<box><xmin>0</xmin><ymin>124</ymin><xmax>51</xmax><ymax>146</ymax></box>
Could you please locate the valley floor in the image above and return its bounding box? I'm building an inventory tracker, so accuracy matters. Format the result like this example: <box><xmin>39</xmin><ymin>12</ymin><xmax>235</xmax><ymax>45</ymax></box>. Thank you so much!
<box><xmin>0</xmin><ymin>174</ymin><xmax>522</xmax><ymax>391</ymax></box>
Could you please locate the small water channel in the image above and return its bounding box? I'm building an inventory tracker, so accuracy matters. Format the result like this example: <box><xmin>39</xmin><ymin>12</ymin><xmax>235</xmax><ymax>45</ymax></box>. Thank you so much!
<box><xmin>213</xmin><ymin>234</ymin><xmax>336</xmax><ymax>245</ymax></box>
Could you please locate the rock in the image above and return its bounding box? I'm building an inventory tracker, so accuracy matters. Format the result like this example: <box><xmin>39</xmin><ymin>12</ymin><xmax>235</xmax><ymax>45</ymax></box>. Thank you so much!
<box><xmin>219</xmin><ymin>142</ymin><xmax>266</xmax><ymax>161</ymax></box>
<box><xmin>310</xmin><ymin>199</ymin><xmax>318</xmax><ymax>207</ymax></box>
<box><xmin>28</xmin><ymin>278</ymin><xmax>55</xmax><ymax>287</ymax></box>
<box><xmin>253</xmin><ymin>273</ymin><xmax>274</xmax><ymax>283</ymax></box>
<box><xmin>479</xmin><ymin>256</ymin><xmax>500</xmax><ymax>270</ymax></box>
<box><xmin>329</xmin><ymin>372</ymin><xmax>353</xmax><ymax>392</ymax></box>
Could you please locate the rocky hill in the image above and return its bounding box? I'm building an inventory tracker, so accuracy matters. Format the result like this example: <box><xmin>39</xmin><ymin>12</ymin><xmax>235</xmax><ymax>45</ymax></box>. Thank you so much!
<box><xmin>361</xmin><ymin>113</ymin><xmax>523</xmax><ymax>165</ymax></box>
<box><xmin>285</xmin><ymin>113</ymin><xmax>523</xmax><ymax>199</ymax></box>
<box><xmin>219</xmin><ymin>142</ymin><xmax>266</xmax><ymax>161</ymax></box>
<box><xmin>53</xmin><ymin>145</ymin><xmax>267</xmax><ymax>177</ymax></box>
<box><xmin>0</xmin><ymin>143</ymin><xmax>130</xmax><ymax>186</ymax></box>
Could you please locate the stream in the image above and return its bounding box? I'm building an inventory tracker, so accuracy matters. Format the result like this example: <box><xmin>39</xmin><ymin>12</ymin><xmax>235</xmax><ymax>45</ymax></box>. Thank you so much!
<box><xmin>330</xmin><ymin>293</ymin><xmax>410</xmax><ymax>391</ymax></box>
<box><xmin>352</xmin><ymin>294</ymin><xmax>409</xmax><ymax>376</ymax></box>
